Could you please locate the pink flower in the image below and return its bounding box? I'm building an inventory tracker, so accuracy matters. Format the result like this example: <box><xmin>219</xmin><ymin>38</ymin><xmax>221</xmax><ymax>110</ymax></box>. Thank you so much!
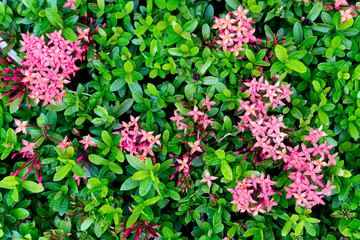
<box><xmin>19</xmin><ymin>139</ymin><xmax>36</xmax><ymax>157</ymax></box>
<box><xmin>14</xmin><ymin>119</ymin><xmax>28</xmax><ymax>135</ymax></box>
<box><xmin>340</xmin><ymin>8</ymin><xmax>355</xmax><ymax>23</ymax></box>
<box><xmin>170</xmin><ymin>110</ymin><xmax>184</xmax><ymax>125</ymax></box>
<box><xmin>73</xmin><ymin>174</ymin><xmax>86</xmax><ymax>185</ymax></box>
<box><xmin>77</xmin><ymin>28</ymin><xmax>90</xmax><ymax>42</ymax></box>
<box><xmin>200</xmin><ymin>170</ymin><xmax>218</xmax><ymax>188</ymax></box>
<box><xmin>79</xmin><ymin>134</ymin><xmax>97</xmax><ymax>150</ymax></box>
<box><xmin>57</xmin><ymin>136</ymin><xmax>72</xmax><ymax>153</ymax></box>
<box><xmin>322</xmin><ymin>180</ymin><xmax>336</xmax><ymax>196</ymax></box>
<box><xmin>188</xmin><ymin>139</ymin><xmax>202</xmax><ymax>155</ymax></box>
<box><xmin>187</xmin><ymin>106</ymin><xmax>204</xmax><ymax>122</ymax></box>
<box><xmin>63</xmin><ymin>0</ymin><xmax>76</xmax><ymax>10</ymax></box>
<box><xmin>201</xmin><ymin>95</ymin><xmax>216</xmax><ymax>111</ymax></box>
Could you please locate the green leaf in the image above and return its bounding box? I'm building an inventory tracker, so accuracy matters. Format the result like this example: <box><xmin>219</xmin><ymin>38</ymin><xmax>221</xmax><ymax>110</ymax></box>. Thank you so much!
<box><xmin>225</xmin><ymin>0</ymin><xmax>240</xmax><ymax>10</ymax></box>
<box><xmin>198</xmin><ymin>57</ymin><xmax>213</xmax><ymax>76</ymax></box>
<box><xmin>307</xmin><ymin>2</ymin><xmax>323</xmax><ymax>22</ymax></box>
<box><xmin>306</xmin><ymin>218</ymin><xmax>321</xmax><ymax>223</ymax></box>
<box><xmin>202</xmin><ymin>76</ymin><xmax>218</xmax><ymax>85</ymax></box>
<box><xmin>250</xmin><ymin>5</ymin><xmax>262</xmax><ymax>13</ymax></box>
<box><xmin>147</xmin><ymin>83</ymin><xmax>161</xmax><ymax>98</ymax></box>
<box><xmin>10</xmin><ymin>208</ymin><xmax>29</xmax><ymax>220</ymax></box>
<box><xmin>117</xmin><ymin>99</ymin><xmax>134</xmax><ymax>117</ymax></box>
<box><xmin>139</xmin><ymin>177</ymin><xmax>152</xmax><ymax>196</ymax></box>
<box><xmin>126</xmin><ymin>213</ymin><xmax>141</xmax><ymax>228</ymax></box>
<box><xmin>155</xmin><ymin>0</ymin><xmax>166</xmax><ymax>9</ymax></box>
<box><xmin>290</xmin><ymin>107</ymin><xmax>303</xmax><ymax>119</ymax></box>
<box><xmin>150</xmin><ymin>39</ymin><xmax>157</xmax><ymax>56</ymax></box>
<box><xmin>243</xmin><ymin>228</ymin><xmax>260</xmax><ymax>237</ymax></box>
<box><xmin>62</xmin><ymin>27</ymin><xmax>77</xmax><ymax>42</ymax></box>
<box><xmin>173</xmin><ymin>23</ymin><xmax>183</xmax><ymax>35</ymax></box>
<box><xmin>331</xmin><ymin>36</ymin><xmax>341</xmax><ymax>49</ymax></box>
<box><xmin>53</xmin><ymin>163</ymin><xmax>72</xmax><ymax>181</ymax></box>
<box><xmin>120</xmin><ymin>177</ymin><xmax>141</xmax><ymax>191</ymax></box>
<box><xmin>285</xmin><ymin>59</ymin><xmax>306</xmax><ymax>73</ymax></box>
<box><xmin>89</xmin><ymin>154</ymin><xmax>109</xmax><ymax>165</ymax></box>
<box><xmin>275</xmin><ymin>45</ymin><xmax>288</xmax><ymax>63</ymax></box>
<box><xmin>304</xmin><ymin>221</ymin><xmax>316</xmax><ymax>236</ymax></box>
<box><xmin>221</xmin><ymin>159</ymin><xmax>233</xmax><ymax>180</ymax></box>
<box><xmin>21</xmin><ymin>181</ymin><xmax>44</xmax><ymax>193</ymax></box>
<box><xmin>245</xmin><ymin>49</ymin><xmax>256</xmax><ymax>63</ymax></box>
<box><xmin>183</xmin><ymin>19</ymin><xmax>198</xmax><ymax>33</ymax></box>
<box><xmin>127</xmin><ymin>155</ymin><xmax>146</xmax><ymax>170</ymax></box>
<box><xmin>293</xmin><ymin>22</ymin><xmax>303</xmax><ymax>44</ymax></box>
<box><xmin>109</xmin><ymin>162</ymin><xmax>123</xmax><ymax>174</ymax></box>
<box><xmin>282</xmin><ymin>222</ymin><xmax>292</xmax><ymax>236</ymax></box>
<box><xmin>124</xmin><ymin>61</ymin><xmax>134</xmax><ymax>74</ymax></box>
<box><xmin>349</xmin><ymin>122</ymin><xmax>359</xmax><ymax>140</ymax></box>
<box><xmin>110</xmin><ymin>79</ymin><xmax>126</xmax><ymax>91</ymax></box>
<box><xmin>318</xmin><ymin>109</ymin><xmax>329</xmax><ymax>125</ymax></box>
<box><xmin>101</xmin><ymin>131</ymin><xmax>112</xmax><ymax>146</ymax></box>
<box><xmin>45</xmin><ymin>8</ymin><xmax>63</xmax><ymax>28</ymax></box>
<box><xmin>124</xmin><ymin>1</ymin><xmax>134</xmax><ymax>14</ymax></box>
<box><xmin>71</xmin><ymin>163</ymin><xmax>84</xmax><ymax>177</ymax></box>
<box><xmin>132</xmin><ymin>171</ymin><xmax>150</xmax><ymax>180</ymax></box>
<box><xmin>295</xmin><ymin>220</ymin><xmax>304</xmax><ymax>236</ymax></box>
<box><xmin>300</xmin><ymin>36</ymin><xmax>317</xmax><ymax>50</ymax></box>
<box><xmin>167</xmin><ymin>0</ymin><xmax>179</xmax><ymax>10</ymax></box>
<box><xmin>81</xmin><ymin>217</ymin><xmax>94</xmax><ymax>231</ymax></box>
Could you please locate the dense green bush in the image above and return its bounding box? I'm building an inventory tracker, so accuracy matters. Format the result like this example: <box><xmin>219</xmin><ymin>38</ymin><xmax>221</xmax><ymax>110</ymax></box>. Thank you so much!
<box><xmin>0</xmin><ymin>0</ymin><xmax>359</xmax><ymax>239</ymax></box>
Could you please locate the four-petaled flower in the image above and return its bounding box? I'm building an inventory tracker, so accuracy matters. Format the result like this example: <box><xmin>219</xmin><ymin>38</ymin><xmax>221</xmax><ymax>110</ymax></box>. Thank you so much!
<box><xmin>14</xmin><ymin>119</ymin><xmax>28</xmax><ymax>135</ymax></box>
<box><xmin>77</xmin><ymin>28</ymin><xmax>90</xmax><ymax>42</ymax></box>
<box><xmin>187</xmin><ymin>106</ymin><xmax>204</xmax><ymax>122</ymax></box>
<box><xmin>188</xmin><ymin>139</ymin><xmax>202</xmax><ymax>155</ymax></box>
<box><xmin>200</xmin><ymin>170</ymin><xmax>218</xmax><ymax>188</ymax></box>
<box><xmin>201</xmin><ymin>95</ymin><xmax>216</xmax><ymax>111</ymax></box>
<box><xmin>79</xmin><ymin>134</ymin><xmax>97</xmax><ymax>150</ymax></box>
<box><xmin>57</xmin><ymin>136</ymin><xmax>72</xmax><ymax>153</ymax></box>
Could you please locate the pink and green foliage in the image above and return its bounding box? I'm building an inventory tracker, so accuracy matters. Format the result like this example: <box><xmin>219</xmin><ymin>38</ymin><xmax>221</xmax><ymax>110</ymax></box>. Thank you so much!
<box><xmin>0</xmin><ymin>0</ymin><xmax>357</xmax><ymax>239</ymax></box>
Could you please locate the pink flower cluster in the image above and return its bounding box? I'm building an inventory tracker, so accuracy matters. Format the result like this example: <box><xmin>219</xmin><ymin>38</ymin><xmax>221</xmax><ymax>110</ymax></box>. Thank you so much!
<box><xmin>236</xmin><ymin>75</ymin><xmax>293</xmax><ymax>165</ymax></box>
<box><xmin>113</xmin><ymin>116</ymin><xmax>161</xmax><ymax>162</ymax></box>
<box><xmin>169</xmin><ymin>96</ymin><xmax>216</xmax><ymax>192</ymax></box>
<box><xmin>283</xmin><ymin>126</ymin><xmax>337</xmax><ymax>209</ymax></box>
<box><xmin>212</xmin><ymin>5</ymin><xmax>257</xmax><ymax>57</ymax></box>
<box><xmin>228</xmin><ymin>173</ymin><xmax>278</xmax><ymax>216</ymax></box>
<box><xmin>234</xmin><ymin>75</ymin><xmax>337</xmax><ymax>210</ymax></box>
<box><xmin>18</xmin><ymin>30</ymin><xmax>85</xmax><ymax>106</ymax></box>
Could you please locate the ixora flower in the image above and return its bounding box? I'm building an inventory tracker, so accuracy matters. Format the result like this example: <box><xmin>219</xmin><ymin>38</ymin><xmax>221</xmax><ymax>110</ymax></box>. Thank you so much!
<box><xmin>228</xmin><ymin>173</ymin><xmax>278</xmax><ymax>216</ymax></box>
<box><xmin>0</xmin><ymin>30</ymin><xmax>86</xmax><ymax>108</ymax></box>
<box><xmin>113</xmin><ymin>116</ymin><xmax>161</xmax><ymax>162</ymax></box>
<box><xmin>79</xmin><ymin>134</ymin><xmax>97</xmax><ymax>150</ymax></box>
<box><xmin>212</xmin><ymin>5</ymin><xmax>257</xmax><ymax>57</ymax></box>
<box><xmin>200</xmin><ymin>170</ymin><xmax>218</xmax><ymax>188</ymax></box>
<box><xmin>63</xmin><ymin>0</ymin><xmax>76</xmax><ymax>10</ymax></box>
<box><xmin>14</xmin><ymin>119</ymin><xmax>28</xmax><ymax>135</ymax></box>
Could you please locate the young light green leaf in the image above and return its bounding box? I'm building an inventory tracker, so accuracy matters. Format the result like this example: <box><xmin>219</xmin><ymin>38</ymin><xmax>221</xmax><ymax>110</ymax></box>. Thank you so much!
<box><xmin>285</xmin><ymin>59</ymin><xmax>306</xmax><ymax>73</ymax></box>
<box><xmin>53</xmin><ymin>163</ymin><xmax>72</xmax><ymax>181</ymax></box>
<box><xmin>21</xmin><ymin>181</ymin><xmax>44</xmax><ymax>193</ymax></box>
<box><xmin>89</xmin><ymin>154</ymin><xmax>109</xmax><ymax>165</ymax></box>
<box><xmin>275</xmin><ymin>45</ymin><xmax>288</xmax><ymax>63</ymax></box>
